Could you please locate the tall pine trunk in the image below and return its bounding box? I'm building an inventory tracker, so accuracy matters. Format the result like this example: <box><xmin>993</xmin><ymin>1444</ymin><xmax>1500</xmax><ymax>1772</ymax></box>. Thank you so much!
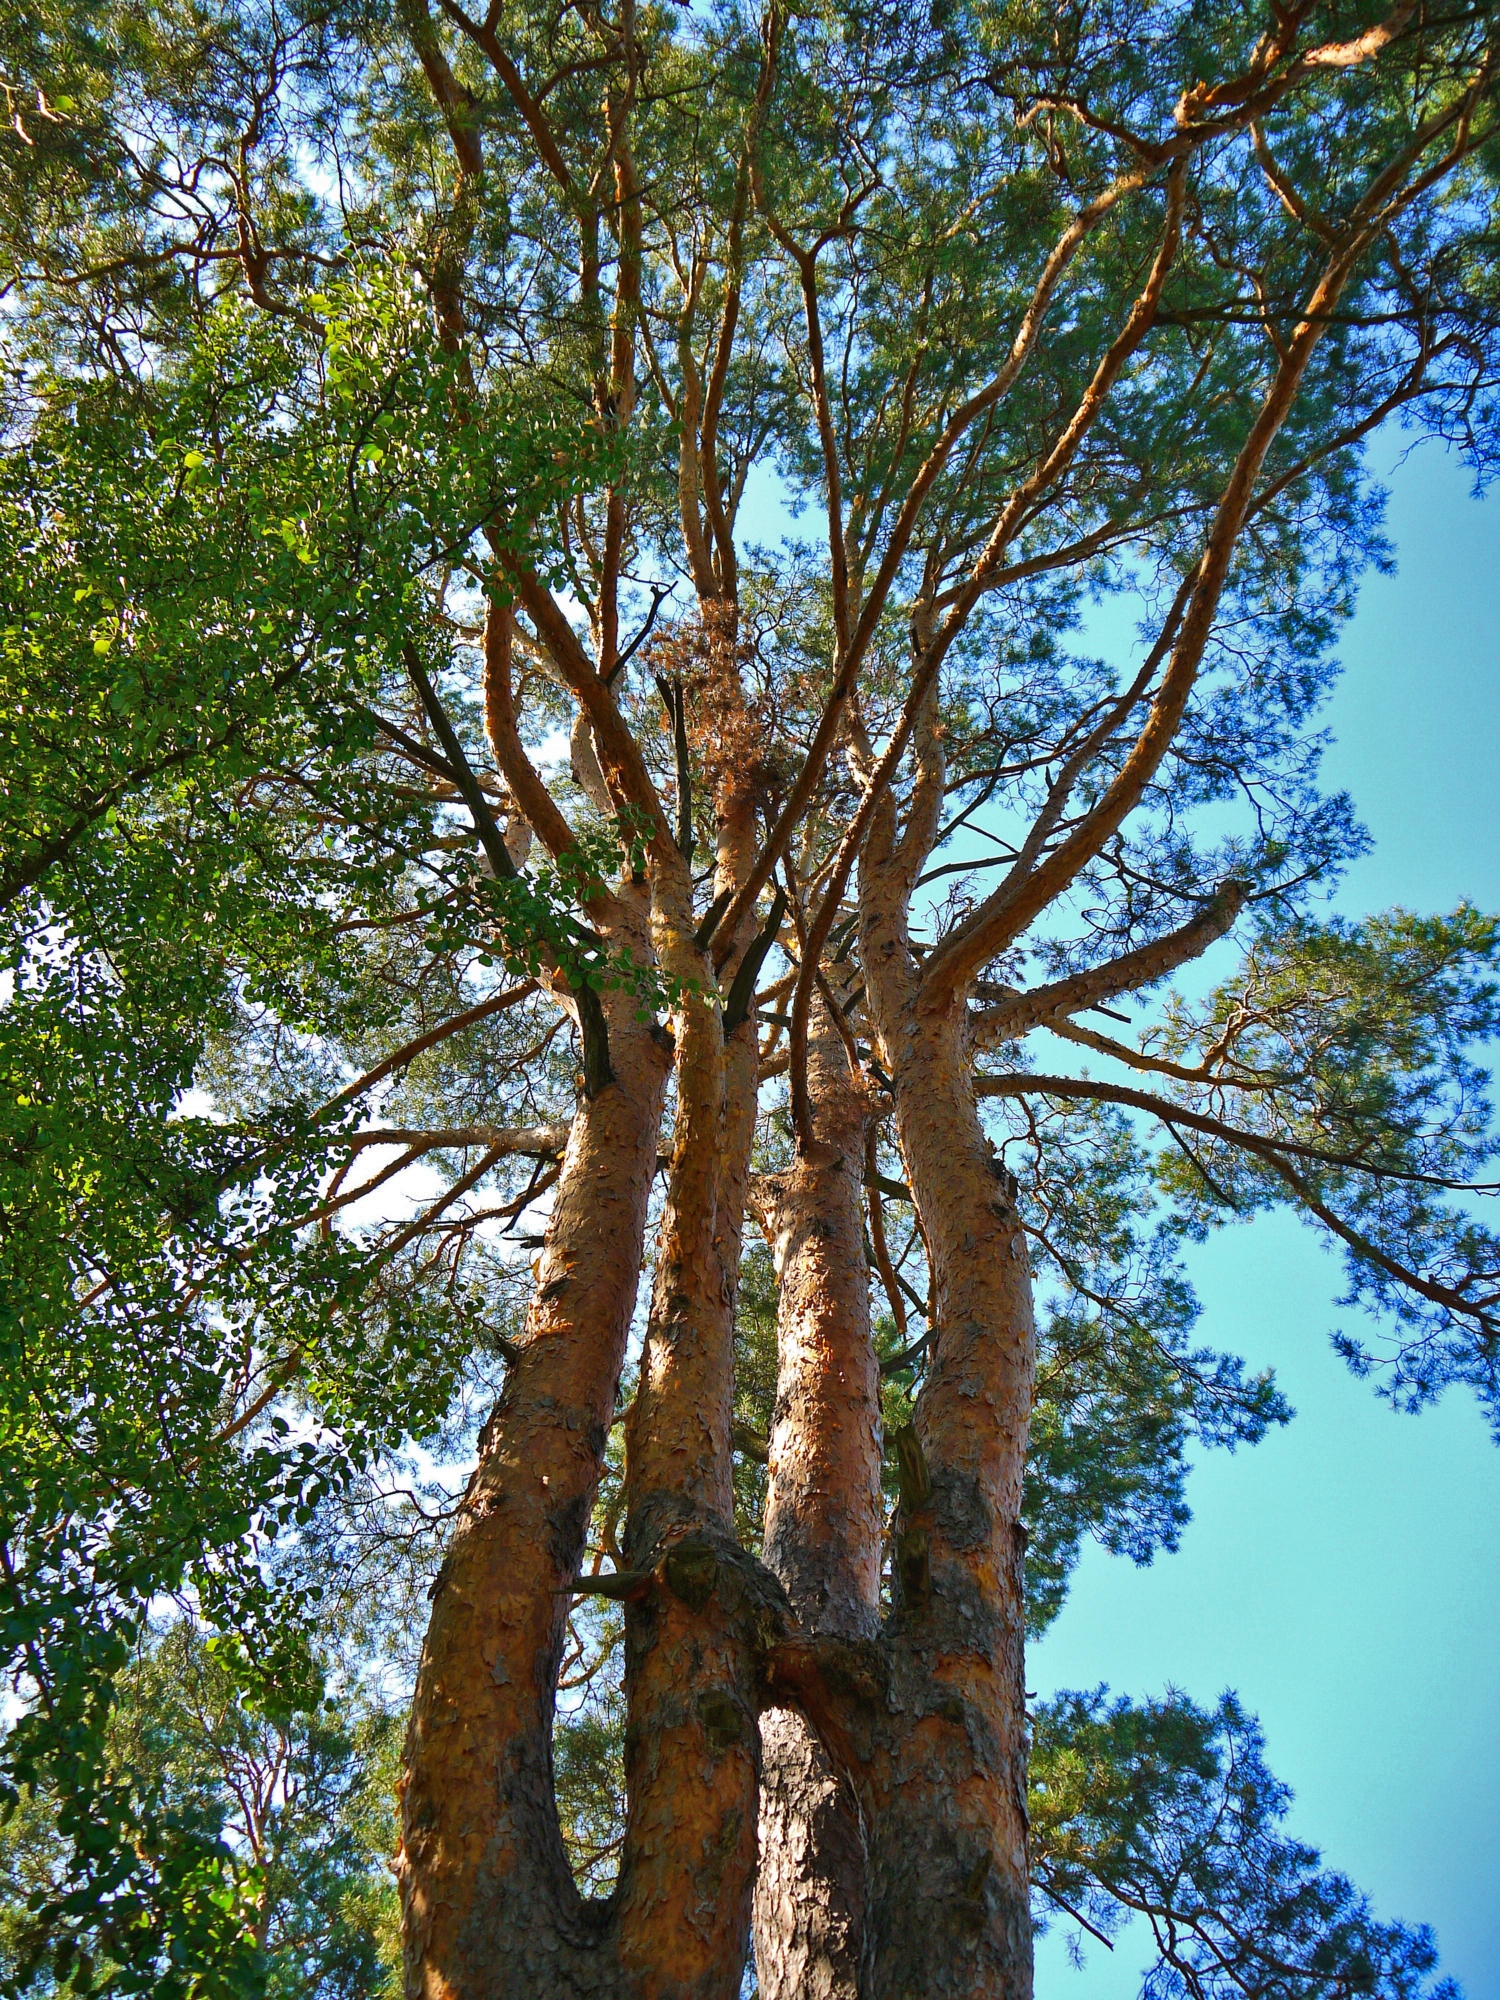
<box><xmin>753</xmin><ymin>996</ymin><xmax>882</xmax><ymax>2000</ymax></box>
<box><xmin>611</xmin><ymin>771</ymin><xmax>776</xmax><ymax>1998</ymax></box>
<box><xmin>857</xmin><ymin>830</ymin><xmax>1037</xmax><ymax>2000</ymax></box>
<box><xmin>615</xmin><ymin>990</ymin><xmax>766</xmax><ymax>1998</ymax></box>
<box><xmin>396</xmin><ymin>952</ymin><xmax>670</xmax><ymax>1999</ymax></box>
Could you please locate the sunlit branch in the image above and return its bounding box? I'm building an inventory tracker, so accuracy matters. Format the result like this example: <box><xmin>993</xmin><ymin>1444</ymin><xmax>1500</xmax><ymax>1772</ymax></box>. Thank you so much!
<box><xmin>918</xmin><ymin>228</ymin><xmax>1377</xmax><ymax>1010</ymax></box>
<box><xmin>1041</xmin><ymin>1015</ymin><xmax>1274</xmax><ymax>1089</ymax></box>
<box><xmin>714</xmin><ymin>131</ymin><xmax>1186</xmax><ymax>958</ymax></box>
<box><xmin>969</xmin><ymin>880</ymin><xmax>1247</xmax><ymax>1046</ymax></box>
<box><xmin>341</xmin><ymin>1123</ymin><xmax>570</xmax><ymax>1155</ymax></box>
<box><xmin>482</xmin><ymin>603</ymin><xmax>583</xmax><ymax>863</ymax></box>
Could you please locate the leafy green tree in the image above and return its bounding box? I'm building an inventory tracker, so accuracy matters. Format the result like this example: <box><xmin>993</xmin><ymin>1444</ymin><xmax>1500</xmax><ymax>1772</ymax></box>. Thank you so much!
<box><xmin>0</xmin><ymin>1620</ymin><xmax>403</xmax><ymax>1999</ymax></box>
<box><xmin>1032</xmin><ymin>1689</ymin><xmax>1458</xmax><ymax>2000</ymax></box>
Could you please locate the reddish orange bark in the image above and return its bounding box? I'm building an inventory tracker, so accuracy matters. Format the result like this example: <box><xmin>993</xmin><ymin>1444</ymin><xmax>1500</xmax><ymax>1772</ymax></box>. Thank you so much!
<box><xmin>752</xmin><ymin>996</ymin><xmax>882</xmax><ymax>1999</ymax></box>
<box><xmin>396</xmin><ymin>955</ymin><xmax>670</xmax><ymax>1998</ymax></box>
<box><xmin>616</xmin><ymin>986</ymin><xmax>760</xmax><ymax>1998</ymax></box>
<box><xmin>380</xmin><ymin>15</ymin><xmax>1474</xmax><ymax>1994</ymax></box>
<box><xmin>757</xmin><ymin>1001</ymin><xmax>883</xmax><ymax>1637</ymax></box>
<box><xmin>614</xmin><ymin>762</ymin><xmax>776</xmax><ymax>1999</ymax></box>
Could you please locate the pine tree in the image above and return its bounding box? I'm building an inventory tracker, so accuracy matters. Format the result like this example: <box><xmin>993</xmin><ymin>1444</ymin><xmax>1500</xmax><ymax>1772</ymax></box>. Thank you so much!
<box><xmin>3</xmin><ymin>1</ymin><xmax>1500</xmax><ymax>1994</ymax></box>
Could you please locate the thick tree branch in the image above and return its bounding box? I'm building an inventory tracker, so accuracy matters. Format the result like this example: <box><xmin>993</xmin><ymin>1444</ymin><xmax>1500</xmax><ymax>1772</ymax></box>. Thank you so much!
<box><xmin>339</xmin><ymin>1122</ymin><xmax>570</xmax><ymax>1156</ymax></box>
<box><xmin>502</xmin><ymin>560</ymin><xmax>686</xmax><ymax>883</ymax></box>
<box><xmin>481</xmin><ymin>603</ymin><xmax>582</xmax><ymax>862</ymax></box>
<box><xmin>970</xmin><ymin>879</ymin><xmax>1247</xmax><ymax>1047</ymax></box>
<box><xmin>411</xmin><ymin>624</ymin><xmax>616</xmax><ymax>1092</ymax></box>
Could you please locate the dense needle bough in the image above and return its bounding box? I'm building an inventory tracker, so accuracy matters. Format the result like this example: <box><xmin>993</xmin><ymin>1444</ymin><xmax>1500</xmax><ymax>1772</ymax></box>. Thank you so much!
<box><xmin>2</xmin><ymin>0</ymin><xmax>1499</xmax><ymax>1994</ymax></box>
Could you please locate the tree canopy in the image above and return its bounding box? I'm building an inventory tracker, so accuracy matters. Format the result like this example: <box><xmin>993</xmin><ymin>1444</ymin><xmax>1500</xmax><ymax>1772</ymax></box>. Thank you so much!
<box><xmin>2</xmin><ymin>0</ymin><xmax>1498</xmax><ymax>1993</ymax></box>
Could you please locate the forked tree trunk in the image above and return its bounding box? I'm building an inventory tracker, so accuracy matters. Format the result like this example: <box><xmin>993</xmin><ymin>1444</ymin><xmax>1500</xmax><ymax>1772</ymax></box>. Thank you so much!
<box><xmin>752</xmin><ymin>998</ymin><xmax>882</xmax><ymax>2000</ymax></box>
<box><xmin>398</xmin><ymin>786</ymin><xmax>1036</xmax><ymax>2000</ymax></box>
<box><xmin>396</xmin><ymin>946</ymin><xmax>670</xmax><ymax>2000</ymax></box>
<box><xmin>747</xmin><ymin>701</ymin><xmax>1038</xmax><ymax>1998</ymax></box>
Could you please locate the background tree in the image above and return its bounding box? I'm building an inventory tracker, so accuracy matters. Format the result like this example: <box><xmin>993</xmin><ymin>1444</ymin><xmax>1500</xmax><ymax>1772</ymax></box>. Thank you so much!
<box><xmin>0</xmin><ymin>1618</ymin><xmax>404</xmax><ymax>1999</ymax></box>
<box><xmin>3</xmin><ymin>0</ymin><xmax>1500</xmax><ymax>1996</ymax></box>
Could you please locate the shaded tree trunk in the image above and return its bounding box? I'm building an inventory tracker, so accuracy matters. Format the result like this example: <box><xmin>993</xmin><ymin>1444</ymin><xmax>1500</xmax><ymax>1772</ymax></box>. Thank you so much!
<box><xmin>755</xmin><ymin>1712</ymin><xmax>869</xmax><ymax>2000</ymax></box>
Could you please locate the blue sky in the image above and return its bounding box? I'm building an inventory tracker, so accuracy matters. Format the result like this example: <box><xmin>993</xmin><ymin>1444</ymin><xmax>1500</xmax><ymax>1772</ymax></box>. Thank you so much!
<box><xmin>1030</xmin><ymin>436</ymin><xmax>1500</xmax><ymax>1997</ymax></box>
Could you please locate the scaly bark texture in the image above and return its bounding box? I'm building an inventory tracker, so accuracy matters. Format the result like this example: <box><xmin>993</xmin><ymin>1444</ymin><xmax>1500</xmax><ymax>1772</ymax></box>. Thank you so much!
<box><xmin>754</xmin><ymin>1709</ymin><xmax>869</xmax><ymax>2000</ymax></box>
<box><xmin>865</xmin><ymin>1009</ymin><xmax>1035</xmax><ymax>2000</ymax></box>
<box><xmin>615</xmin><ymin>769</ymin><xmax>771</xmax><ymax>2000</ymax></box>
<box><xmin>858</xmin><ymin>782</ymin><xmax>1037</xmax><ymax>2000</ymax></box>
<box><xmin>752</xmin><ymin>996</ymin><xmax>882</xmax><ymax>2000</ymax></box>
<box><xmin>758</xmin><ymin>1002</ymin><xmax>883</xmax><ymax>1637</ymax></box>
<box><xmin>617</xmin><ymin>988</ymin><xmax>758</xmax><ymax>2000</ymax></box>
<box><xmin>396</xmin><ymin>952</ymin><xmax>669</xmax><ymax>2000</ymax></box>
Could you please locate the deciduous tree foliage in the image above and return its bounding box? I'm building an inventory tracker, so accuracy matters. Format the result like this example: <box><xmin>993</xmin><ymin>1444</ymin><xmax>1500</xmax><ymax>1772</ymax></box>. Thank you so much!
<box><xmin>3</xmin><ymin>0</ymin><xmax>1500</xmax><ymax>1994</ymax></box>
<box><xmin>0</xmin><ymin>1618</ymin><xmax>404</xmax><ymax>1998</ymax></box>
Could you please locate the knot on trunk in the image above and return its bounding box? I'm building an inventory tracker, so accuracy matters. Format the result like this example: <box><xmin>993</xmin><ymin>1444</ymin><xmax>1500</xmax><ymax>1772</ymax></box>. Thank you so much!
<box><xmin>760</xmin><ymin>1633</ymin><xmax>892</xmax><ymax>1777</ymax></box>
<box><xmin>664</xmin><ymin>1537</ymin><xmax>718</xmax><ymax>1611</ymax></box>
<box><xmin>651</xmin><ymin>1528</ymin><xmax>794</xmax><ymax>1652</ymax></box>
